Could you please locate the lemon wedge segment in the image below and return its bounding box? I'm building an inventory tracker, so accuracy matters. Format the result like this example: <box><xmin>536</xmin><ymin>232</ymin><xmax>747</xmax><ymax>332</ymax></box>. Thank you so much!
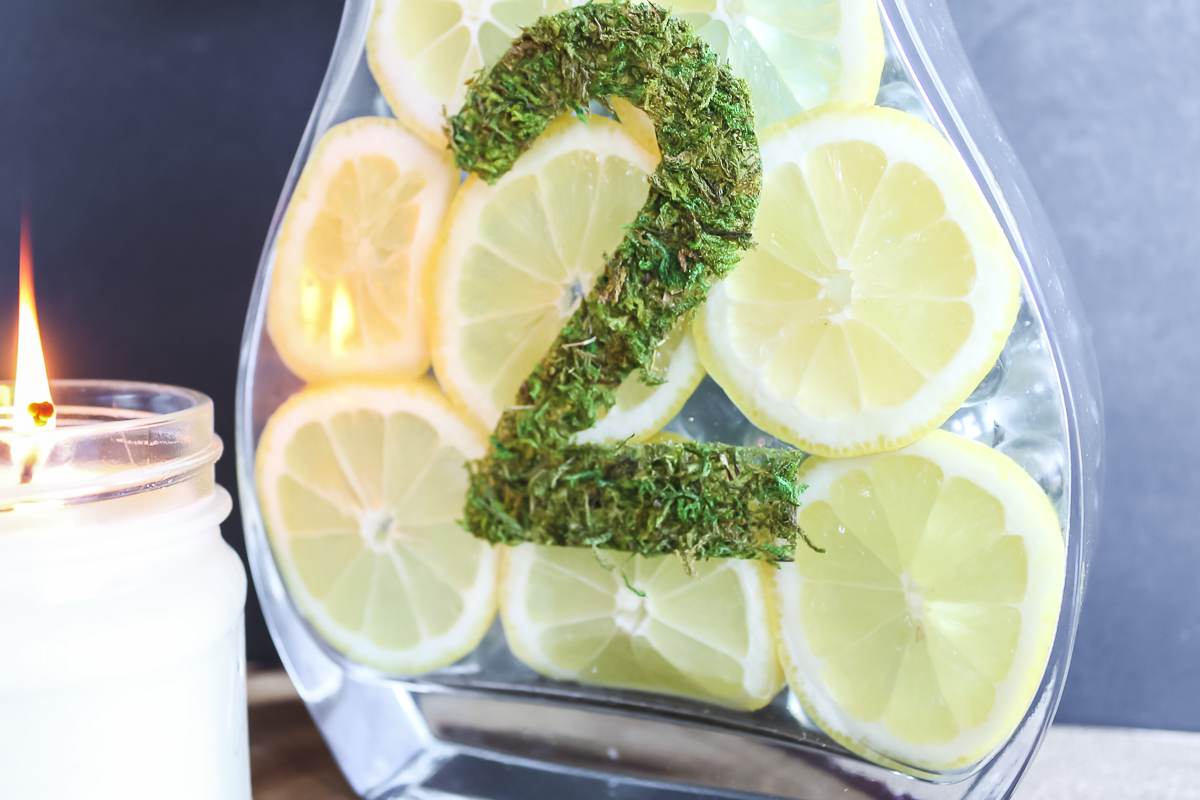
<box><xmin>268</xmin><ymin>118</ymin><xmax>457</xmax><ymax>383</ymax></box>
<box><xmin>500</xmin><ymin>543</ymin><xmax>783</xmax><ymax>710</ymax></box>
<box><xmin>255</xmin><ymin>380</ymin><xmax>497</xmax><ymax>674</ymax></box>
<box><xmin>772</xmin><ymin>430</ymin><xmax>1065</xmax><ymax>772</ymax></box>
<box><xmin>696</xmin><ymin>103</ymin><xmax>1021</xmax><ymax>457</ymax></box>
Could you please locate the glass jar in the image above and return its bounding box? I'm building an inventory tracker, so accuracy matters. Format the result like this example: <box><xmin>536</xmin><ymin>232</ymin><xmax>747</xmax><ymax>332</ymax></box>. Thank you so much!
<box><xmin>0</xmin><ymin>380</ymin><xmax>249</xmax><ymax>800</ymax></box>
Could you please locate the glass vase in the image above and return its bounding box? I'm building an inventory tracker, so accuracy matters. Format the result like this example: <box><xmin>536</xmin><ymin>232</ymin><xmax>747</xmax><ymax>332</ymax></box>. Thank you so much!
<box><xmin>235</xmin><ymin>0</ymin><xmax>1103</xmax><ymax>797</ymax></box>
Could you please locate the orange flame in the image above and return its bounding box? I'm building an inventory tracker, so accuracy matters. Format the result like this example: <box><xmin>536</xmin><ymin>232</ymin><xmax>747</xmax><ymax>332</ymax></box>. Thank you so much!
<box><xmin>12</xmin><ymin>215</ymin><xmax>55</xmax><ymax>433</ymax></box>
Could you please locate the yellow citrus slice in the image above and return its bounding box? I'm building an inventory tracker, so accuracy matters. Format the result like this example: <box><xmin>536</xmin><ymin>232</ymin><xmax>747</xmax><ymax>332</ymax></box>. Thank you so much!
<box><xmin>255</xmin><ymin>380</ymin><xmax>497</xmax><ymax>674</ymax></box>
<box><xmin>268</xmin><ymin>117</ymin><xmax>458</xmax><ymax>383</ymax></box>
<box><xmin>607</xmin><ymin>97</ymin><xmax>660</xmax><ymax>157</ymax></box>
<box><xmin>670</xmin><ymin>0</ymin><xmax>884</xmax><ymax>130</ymax></box>
<box><xmin>368</xmin><ymin>0</ymin><xmax>576</xmax><ymax>147</ymax></box>
<box><xmin>573</xmin><ymin>319</ymin><xmax>705</xmax><ymax>445</ymax></box>
<box><xmin>500</xmin><ymin>543</ymin><xmax>783</xmax><ymax>710</ymax></box>
<box><xmin>772</xmin><ymin>430</ymin><xmax>1065</xmax><ymax>773</ymax></box>
<box><xmin>696</xmin><ymin>103</ymin><xmax>1021</xmax><ymax>457</ymax></box>
<box><xmin>428</xmin><ymin>114</ymin><xmax>697</xmax><ymax>442</ymax></box>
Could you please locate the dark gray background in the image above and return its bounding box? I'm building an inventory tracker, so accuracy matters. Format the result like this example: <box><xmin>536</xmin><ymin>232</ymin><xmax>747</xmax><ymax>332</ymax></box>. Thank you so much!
<box><xmin>1</xmin><ymin>0</ymin><xmax>1196</xmax><ymax>732</ymax></box>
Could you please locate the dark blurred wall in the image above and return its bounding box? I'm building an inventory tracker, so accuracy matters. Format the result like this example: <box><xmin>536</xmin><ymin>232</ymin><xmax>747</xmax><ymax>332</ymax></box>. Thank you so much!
<box><xmin>3</xmin><ymin>0</ymin><xmax>1199</xmax><ymax>732</ymax></box>
<box><xmin>0</xmin><ymin>0</ymin><xmax>345</xmax><ymax>666</ymax></box>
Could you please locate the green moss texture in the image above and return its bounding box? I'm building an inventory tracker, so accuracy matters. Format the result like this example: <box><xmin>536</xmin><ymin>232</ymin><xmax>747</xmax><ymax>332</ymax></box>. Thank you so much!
<box><xmin>449</xmin><ymin>2</ymin><xmax>809</xmax><ymax>564</ymax></box>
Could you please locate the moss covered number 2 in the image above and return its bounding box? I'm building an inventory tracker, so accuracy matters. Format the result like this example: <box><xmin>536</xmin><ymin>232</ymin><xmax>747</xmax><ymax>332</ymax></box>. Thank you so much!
<box><xmin>449</xmin><ymin>2</ymin><xmax>813</xmax><ymax>566</ymax></box>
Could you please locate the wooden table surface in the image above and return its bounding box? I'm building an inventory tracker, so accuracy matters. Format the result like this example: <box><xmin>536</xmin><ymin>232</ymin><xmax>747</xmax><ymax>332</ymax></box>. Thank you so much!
<box><xmin>249</xmin><ymin>671</ymin><xmax>355</xmax><ymax>800</ymax></box>
<box><xmin>247</xmin><ymin>670</ymin><xmax>1200</xmax><ymax>800</ymax></box>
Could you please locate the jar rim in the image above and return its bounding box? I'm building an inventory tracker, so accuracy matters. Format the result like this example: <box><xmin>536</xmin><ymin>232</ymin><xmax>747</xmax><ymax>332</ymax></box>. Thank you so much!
<box><xmin>1</xmin><ymin>379</ymin><xmax>222</xmax><ymax>509</ymax></box>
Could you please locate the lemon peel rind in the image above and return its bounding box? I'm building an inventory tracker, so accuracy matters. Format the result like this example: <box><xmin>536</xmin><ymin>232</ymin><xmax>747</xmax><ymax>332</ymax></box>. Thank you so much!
<box><xmin>698</xmin><ymin>103</ymin><xmax>1021</xmax><ymax>458</ymax></box>
<box><xmin>255</xmin><ymin>380</ymin><xmax>498</xmax><ymax>675</ymax></box>
<box><xmin>268</xmin><ymin>117</ymin><xmax>457</xmax><ymax>384</ymax></box>
<box><xmin>772</xmin><ymin>430</ymin><xmax>1065</xmax><ymax>774</ymax></box>
<box><xmin>499</xmin><ymin>544</ymin><xmax>783</xmax><ymax>711</ymax></box>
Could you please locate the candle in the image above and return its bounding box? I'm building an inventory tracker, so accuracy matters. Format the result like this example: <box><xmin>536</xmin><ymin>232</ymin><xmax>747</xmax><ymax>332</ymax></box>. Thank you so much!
<box><xmin>0</xmin><ymin>222</ymin><xmax>250</xmax><ymax>799</ymax></box>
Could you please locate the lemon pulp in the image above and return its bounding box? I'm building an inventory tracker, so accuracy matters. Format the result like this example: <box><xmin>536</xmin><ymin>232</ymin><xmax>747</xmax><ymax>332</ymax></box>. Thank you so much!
<box><xmin>697</xmin><ymin>104</ymin><xmax>1020</xmax><ymax>456</ymax></box>
<box><xmin>773</xmin><ymin>431</ymin><xmax>1065</xmax><ymax>771</ymax></box>
<box><xmin>256</xmin><ymin>381</ymin><xmax>497</xmax><ymax>674</ymax></box>
<box><xmin>671</xmin><ymin>0</ymin><xmax>884</xmax><ymax>129</ymax></box>
<box><xmin>269</xmin><ymin>118</ymin><xmax>457</xmax><ymax>382</ymax></box>
<box><xmin>501</xmin><ymin>544</ymin><xmax>782</xmax><ymax>710</ymax></box>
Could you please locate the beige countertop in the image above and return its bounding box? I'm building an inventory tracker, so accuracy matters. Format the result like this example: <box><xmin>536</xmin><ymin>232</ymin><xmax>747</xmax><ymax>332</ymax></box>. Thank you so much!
<box><xmin>247</xmin><ymin>671</ymin><xmax>1200</xmax><ymax>799</ymax></box>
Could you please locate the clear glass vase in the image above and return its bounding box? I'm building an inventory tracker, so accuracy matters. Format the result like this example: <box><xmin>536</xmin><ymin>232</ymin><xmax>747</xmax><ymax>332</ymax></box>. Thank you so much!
<box><xmin>235</xmin><ymin>0</ymin><xmax>1103</xmax><ymax>797</ymax></box>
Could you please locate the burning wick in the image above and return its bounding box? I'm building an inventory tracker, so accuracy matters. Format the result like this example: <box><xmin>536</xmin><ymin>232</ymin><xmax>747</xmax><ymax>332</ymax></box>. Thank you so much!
<box><xmin>19</xmin><ymin>402</ymin><xmax>56</xmax><ymax>483</ymax></box>
<box><xmin>27</xmin><ymin>401</ymin><xmax>55</xmax><ymax>428</ymax></box>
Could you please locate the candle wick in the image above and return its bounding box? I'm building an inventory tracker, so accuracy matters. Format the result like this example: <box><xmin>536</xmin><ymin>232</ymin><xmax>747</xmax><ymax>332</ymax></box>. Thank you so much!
<box><xmin>16</xmin><ymin>401</ymin><xmax>53</xmax><ymax>484</ymax></box>
<box><xmin>27</xmin><ymin>401</ymin><xmax>55</xmax><ymax>428</ymax></box>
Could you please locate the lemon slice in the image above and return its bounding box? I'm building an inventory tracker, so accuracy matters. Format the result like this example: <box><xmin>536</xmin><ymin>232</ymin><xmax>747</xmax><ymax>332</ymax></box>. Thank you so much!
<box><xmin>255</xmin><ymin>380</ymin><xmax>497</xmax><ymax>674</ymax></box>
<box><xmin>696</xmin><ymin>104</ymin><xmax>1021</xmax><ymax>457</ymax></box>
<box><xmin>573</xmin><ymin>320</ymin><xmax>705</xmax><ymax>445</ymax></box>
<box><xmin>429</xmin><ymin>114</ymin><xmax>695</xmax><ymax>441</ymax></box>
<box><xmin>368</xmin><ymin>0</ymin><xmax>576</xmax><ymax>147</ymax></box>
<box><xmin>500</xmin><ymin>543</ymin><xmax>783</xmax><ymax>710</ymax></box>
<box><xmin>772</xmin><ymin>430</ymin><xmax>1065</xmax><ymax>772</ymax></box>
<box><xmin>607</xmin><ymin>97</ymin><xmax>660</xmax><ymax>157</ymax></box>
<box><xmin>267</xmin><ymin>118</ymin><xmax>458</xmax><ymax>384</ymax></box>
<box><xmin>670</xmin><ymin>0</ymin><xmax>884</xmax><ymax>130</ymax></box>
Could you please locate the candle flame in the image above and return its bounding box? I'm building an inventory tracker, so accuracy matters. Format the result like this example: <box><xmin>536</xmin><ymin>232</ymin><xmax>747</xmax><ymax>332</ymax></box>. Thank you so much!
<box><xmin>13</xmin><ymin>215</ymin><xmax>55</xmax><ymax>434</ymax></box>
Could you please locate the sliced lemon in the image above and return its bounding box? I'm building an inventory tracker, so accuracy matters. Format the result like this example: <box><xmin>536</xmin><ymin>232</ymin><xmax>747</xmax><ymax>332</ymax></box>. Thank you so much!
<box><xmin>368</xmin><ymin>0</ymin><xmax>576</xmax><ymax>147</ymax></box>
<box><xmin>772</xmin><ymin>430</ymin><xmax>1065</xmax><ymax>772</ymax></box>
<box><xmin>607</xmin><ymin>96</ymin><xmax>660</xmax><ymax>157</ymax></box>
<box><xmin>268</xmin><ymin>117</ymin><xmax>458</xmax><ymax>384</ymax></box>
<box><xmin>500</xmin><ymin>543</ymin><xmax>783</xmax><ymax>710</ymax></box>
<box><xmin>671</xmin><ymin>0</ymin><xmax>884</xmax><ymax>130</ymax></box>
<box><xmin>696</xmin><ymin>103</ymin><xmax>1021</xmax><ymax>457</ymax></box>
<box><xmin>573</xmin><ymin>320</ymin><xmax>705</xmax><ymax>445</ymax></box>
<box><xmin>255</xmin><ymin>380</ymin><xmax>497</xmax><ymax>674</ymax></box>
<box><xmin>429</xmin><ymin>114</ymin><xmax>695</xmax><ymax>441</ymax></box>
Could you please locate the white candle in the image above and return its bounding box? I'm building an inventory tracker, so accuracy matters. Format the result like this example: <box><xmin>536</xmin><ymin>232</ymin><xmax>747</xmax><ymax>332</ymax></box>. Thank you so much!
<box><xmin>0</xmin><ymin>382</ymin><xmax>250</xmax><ymax>800</ymax></box>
